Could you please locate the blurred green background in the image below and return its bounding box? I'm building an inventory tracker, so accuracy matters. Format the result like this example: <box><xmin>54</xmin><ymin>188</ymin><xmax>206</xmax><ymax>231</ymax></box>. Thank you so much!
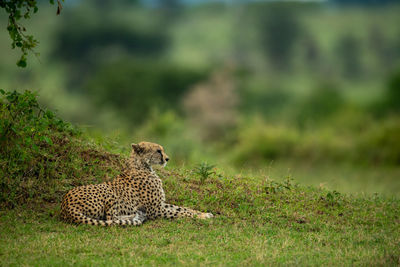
<box><xmin>1</xmin><ymin>0</ymin><xmax>400</xmax><ymax>196</ymax></box>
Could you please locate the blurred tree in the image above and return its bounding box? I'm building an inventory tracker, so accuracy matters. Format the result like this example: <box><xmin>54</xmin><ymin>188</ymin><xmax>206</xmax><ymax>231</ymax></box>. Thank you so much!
<box><xmin>51</xmin><ymin>4</ymin><xmax>168</xmax><ymax>88</ymax></box>
<box><xmin>258</xmin><ymin>3</ymin><xmax>303</xmax><ymax>71</ymax></box>
<box><xmin>0</xmin><ymin>0</ymin><xmax>61</xmax><ymax>67</ymax></box>
<box><xmin>335</xmin><ymin>34</ymin><xmax>363</xmax><ymax>79</ymax></box>
<box><xmin>84</xmin><ymin>60</ymin><xmax>207</xmax><ymax>125</ymax></box>
<box><xmin>302</xmin><ymin>35</ymin><xmax>321</xmax><ymax>71</ymax></box>
<box><xmin>53</xmin><ymin>20</ymin><xmax>167</xmax><ymax>64</ymax></box>
<box><xmin>368</xmin><ymin>26</ymin><xmax>391</xmax><ymax>71</ymax></box>
<box><xmin>385</xmin><ymin>69</ymin><xmax>400</xmax><ymax>113</ymax></box>
<box><xmin>241</xmin><ymin>86</ymin><xmax>290</xmax><ymax>119</ymax></box>
<box><xmin>297</xmin><ymin>82</ymin><xmax>345</xmax><ymax>127</ymax></box>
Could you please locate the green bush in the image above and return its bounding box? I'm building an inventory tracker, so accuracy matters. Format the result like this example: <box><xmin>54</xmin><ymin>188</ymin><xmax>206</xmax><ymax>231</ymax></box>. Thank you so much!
<box><xmin>385</xmin><ymin>69</ymin><xmax>400</xmax><ymax>113</ymax></box>
<box><xmin>296</xmin><ymin>83</ymin><xmax>345</xmax><ymax>127</ymax></box>
<box><xmin>233</xmin><ymin>121</ymin><xmax>299</xmax><ymax>165</ymax></box>
<box><xmin>356</xmin><ymin>118</ymin><xmax>400</xmax><ymax>165</ymax></box>
<box><xmin>232</xmin><ymin>121</ymin><xmax>347</xmax><ymax>165</ymax></box>
<box><xmin>231</xmin><ymin>115</ymin><xmax>400</xmax><ymax>166</ymax></box>
<box><xmin>371</xmin><ymin>69</ymin><xmax>400</xmax><ymax>116</ymax></box>
<box><xmin>0</xmin><ymin>90</ymin><xmax>124</xmax><ymax>208</ymax></box>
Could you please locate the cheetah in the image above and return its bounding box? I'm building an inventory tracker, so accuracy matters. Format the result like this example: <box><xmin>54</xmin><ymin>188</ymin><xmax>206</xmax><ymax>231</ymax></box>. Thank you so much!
<box><xmin>60</xmin><ymin>141</ymin><xmax>213</xmax><ymax>226</ymax></box>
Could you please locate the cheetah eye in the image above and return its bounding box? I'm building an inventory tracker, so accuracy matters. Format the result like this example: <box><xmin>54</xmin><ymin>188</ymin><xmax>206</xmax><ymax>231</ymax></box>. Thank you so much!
<box><xmin>157</xmin><ymin>149</ymin><xmax>162</xmax><ymax>154</ymax></box>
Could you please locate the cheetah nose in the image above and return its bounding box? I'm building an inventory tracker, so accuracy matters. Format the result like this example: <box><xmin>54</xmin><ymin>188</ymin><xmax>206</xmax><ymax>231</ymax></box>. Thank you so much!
<box><xmin>166</xmin><ymin>157</ymin><xmax>169</xmax><ymax>162</ymax></box>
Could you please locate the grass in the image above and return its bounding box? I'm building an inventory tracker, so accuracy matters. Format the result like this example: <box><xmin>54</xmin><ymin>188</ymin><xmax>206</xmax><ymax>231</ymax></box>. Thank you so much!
<box><xmin>1</xmin><ymin>167</ymin><xmax>399</xmax><ymax>266</ymax></box>
<box><xmin>236</xmin><ymin>160</ymin><xmax>400</xmax><ymax>197</ymax></box>
<box><xmin>0</xmin><ymin>90</ymin><xmax>399</xmax><ymax>265</ymax></box>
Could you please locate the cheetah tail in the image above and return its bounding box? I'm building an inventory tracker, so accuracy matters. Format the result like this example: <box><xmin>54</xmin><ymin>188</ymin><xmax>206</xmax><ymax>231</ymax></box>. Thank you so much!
<box><xmin>70</xmin><ymin>211</ymin><xmax>145</xmax><ymax>226</ymax></box>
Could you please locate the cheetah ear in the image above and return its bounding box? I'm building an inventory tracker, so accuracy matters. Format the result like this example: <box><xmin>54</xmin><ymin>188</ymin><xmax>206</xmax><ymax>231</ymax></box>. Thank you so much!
<box><xmin>131</xmin><ymin>143</ymin><xmax>144</xmax><ymax>154</ymax></box>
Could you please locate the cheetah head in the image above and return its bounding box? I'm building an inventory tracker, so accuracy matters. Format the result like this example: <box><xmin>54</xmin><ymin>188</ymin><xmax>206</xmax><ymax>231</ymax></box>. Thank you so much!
<box><xmin>131</xmin><ymin>141</ymin><xmax>169</xmax><ymax>167</ymax></box>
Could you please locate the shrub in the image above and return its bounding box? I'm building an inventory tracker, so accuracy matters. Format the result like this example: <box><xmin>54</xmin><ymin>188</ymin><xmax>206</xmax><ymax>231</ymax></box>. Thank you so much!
<box><xmin>233</xmin><ymin>120</ymin><xmax>299</xmax><ymax>165</ymax></box>
<box><xmin>356</xmin><ymin>117</ymin><xmax>400</xmax><ymax>165</ymax></box>
<box><xmin>370</xmin><ymin>69</ymin><xmax>400</xmax><ymax>116</ymax></box>
<box><xmin>0</xmin><ymin>90</ymin><xmax>124</xmax><ymax>209</ymax></box>
<box><xmin>385</xmin><ymin>69</ymin><xmax>400</xmax><ymax>113</ymax></box>
<box><xmin>296</xmin><ymin>83</ymin><xmax>345</xmax><ymax>127</ymax></box>
<box><xmin>231</xmin><ymin>115</ymin><xmax>400</xmax><ymax>166</ymax></box>
<box><xmin>193</xmin><ymin>162</ymin><xmax>216</xmax><ymax>184</ymax></box>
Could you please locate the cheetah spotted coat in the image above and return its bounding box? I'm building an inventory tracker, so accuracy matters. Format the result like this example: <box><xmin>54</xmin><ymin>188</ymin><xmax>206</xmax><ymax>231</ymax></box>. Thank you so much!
<box><xmin>60</xmin><ymin>142</ymin><xmax>213</xmax><ymax>226</ymax></box>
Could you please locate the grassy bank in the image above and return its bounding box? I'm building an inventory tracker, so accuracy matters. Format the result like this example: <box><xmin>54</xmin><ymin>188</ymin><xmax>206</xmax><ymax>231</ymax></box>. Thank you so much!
<box><xmin>0</xmin><ymin>168</ymin><xmax>399</xmax><ymax>266</ymax></box>
<box><xmin>0</xmin><ymin>90</ymin><xmax>399</xmax><ymax>265</ymax></box>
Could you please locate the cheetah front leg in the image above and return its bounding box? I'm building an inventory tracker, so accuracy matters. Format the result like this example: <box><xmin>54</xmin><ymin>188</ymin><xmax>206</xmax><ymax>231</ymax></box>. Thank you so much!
<box><xmin>158</xmin><ymin>203</ymin><xmax>213</xmax><ymax>219</ymax></box>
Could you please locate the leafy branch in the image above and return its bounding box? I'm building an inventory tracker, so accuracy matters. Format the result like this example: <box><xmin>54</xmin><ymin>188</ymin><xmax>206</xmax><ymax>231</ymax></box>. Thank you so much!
<box><xmin>0</xmin><ymin>0</ymin><xmax>63</xmax><ymax>67</ymax></box>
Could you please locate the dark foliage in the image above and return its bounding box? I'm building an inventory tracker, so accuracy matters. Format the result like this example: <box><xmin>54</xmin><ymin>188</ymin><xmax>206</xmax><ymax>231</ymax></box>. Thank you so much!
<box><xmin>257</xmin><ymin>3</ymin><xmax>303</xmax><ymax>71</ymax></box>
<box><xmin>84</xmin><ymin>61</ymin><xmax>208</xmax><ymax>125</ymax></box>
<box><xmin>297</xmin><ymin>83</ymin><xmax>345</xmax><ymax>127</ymax></box>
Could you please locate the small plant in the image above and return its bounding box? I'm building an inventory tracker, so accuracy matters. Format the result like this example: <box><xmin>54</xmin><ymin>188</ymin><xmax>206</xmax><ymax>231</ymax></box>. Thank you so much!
<box><xmin>193</xmin><ymin>162</ymin><xmax>215</xmax><ymax>184</ymax></box>
<box><xmin>322</xmin><ymin>190</ymin><xmax>343</xmax><ymax>207</ymax></box>
<box><xmin>283</xmin><ymin>175</ymin><xmax>294</xmax><ymax>189</ymax></box>
<box><xmin>264</xmin><ymin>180</ymin><xmax>286</xmax><ymax>194</ymax></box>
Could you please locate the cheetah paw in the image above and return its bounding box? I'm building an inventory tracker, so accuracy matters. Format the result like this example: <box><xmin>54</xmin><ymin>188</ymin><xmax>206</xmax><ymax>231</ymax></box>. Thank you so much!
<box><xmin>199</xmin><ymin>212</ymin><xmax>214</xmax><ymax>219</ymax></box>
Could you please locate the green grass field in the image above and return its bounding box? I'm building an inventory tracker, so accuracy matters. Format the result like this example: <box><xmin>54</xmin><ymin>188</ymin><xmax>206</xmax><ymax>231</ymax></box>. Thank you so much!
<box><xmin>1</xmin><ymin>168</ymin><xmax>399</xmax><ymax>266</ymax></box>
<box><xmin>238</xmin><ymin>161</ymin><xmax>400</xmax><ymax>197</ymax></box>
